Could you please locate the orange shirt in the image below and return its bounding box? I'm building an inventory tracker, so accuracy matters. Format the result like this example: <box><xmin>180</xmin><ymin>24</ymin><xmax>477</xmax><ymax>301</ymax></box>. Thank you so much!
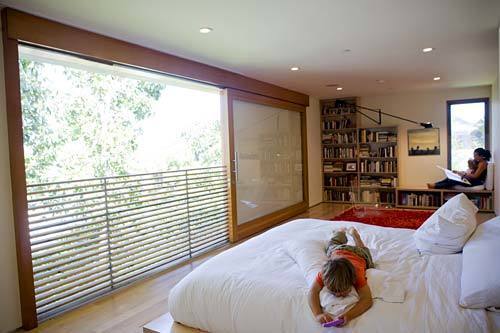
<box><xmin>316</xmin><ymin>250</ymin><xmax>367</xmax><ymax>290</ymax></box>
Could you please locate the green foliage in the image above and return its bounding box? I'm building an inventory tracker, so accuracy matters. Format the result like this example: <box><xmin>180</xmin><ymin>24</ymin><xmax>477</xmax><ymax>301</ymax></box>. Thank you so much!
<box><xmin>20</xmin><ymin>58</ymin><xmax>165</xmax><ymax>183</ymax></box>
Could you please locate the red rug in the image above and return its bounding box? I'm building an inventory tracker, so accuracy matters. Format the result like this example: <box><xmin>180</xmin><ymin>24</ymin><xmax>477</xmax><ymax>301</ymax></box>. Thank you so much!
<box><xmin>330</xmin><ymin>207</ymin><xmax>434</xmax><ymax>229</ymax></box>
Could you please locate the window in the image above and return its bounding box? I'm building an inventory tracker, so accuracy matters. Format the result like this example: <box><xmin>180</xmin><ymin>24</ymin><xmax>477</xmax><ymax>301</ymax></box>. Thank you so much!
<box><xmin>447</xmin><ymin>98</ymin><xmax>489</xmax><ymax>171</ymax></box>
<box><xmin>19</xmin><ymin>45</ymin><xmax>229</xmax><ymax>321</ymax></box>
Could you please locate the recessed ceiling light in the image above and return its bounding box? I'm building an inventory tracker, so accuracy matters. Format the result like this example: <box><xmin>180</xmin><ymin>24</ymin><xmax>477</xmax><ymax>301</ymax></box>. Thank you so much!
<box><xmin>290</xmin><ymin>66</ymin><xmax>299</xmax><ymax>71</ymax></box>
<box><xmin>326</xmin><ymin>83</ymin><xmax>339</xmax><ymax>87</ymax></box>
<box><xmin>336</xmin><ymin>87</ymin><xmax>343</xmax><ymax>91</ymax></box>
<box><xmin>422</xmin><ymin>47</ymin><xmax>434</xmax><ymax>53</ymax></box>
<box><xmin>376</xmin><ymin>79</ymin><xmax>385</xmax><ymax>83</ymax></box>
<box><xmin>343</xmin><ymin>49</ymin><xmax>351</xmax><ymax>53</ymax></box>
<box><xmin>433</xmin><ymin>76</ymin><xmax>441</xmax><ymax>81</ymax></box>
<box><xmin>199</xmin><ymin>27</ymin><xmax>213</xmax><ymax>34</ymax></box>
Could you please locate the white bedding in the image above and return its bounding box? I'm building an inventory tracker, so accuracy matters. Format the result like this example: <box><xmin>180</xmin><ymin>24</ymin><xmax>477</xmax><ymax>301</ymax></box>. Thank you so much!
<box><xmin>169</xmin><ymin>219</ymin><xmax>490</xmax><ymax>333</ymax></box>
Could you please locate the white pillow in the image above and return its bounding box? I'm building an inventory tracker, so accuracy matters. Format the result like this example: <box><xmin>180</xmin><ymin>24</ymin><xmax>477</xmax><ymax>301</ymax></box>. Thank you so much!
<box><xmin>283</xmin><ymin>239</ymin><xmax>327</xmax><ymax>286</ymax></box>
<box><xmin>460</xmin><ymin>216</ymin><xmax>500</xmax><ymax>308</ymax></box>
<box><xmin>414</xmin><ymin>193</ymin><xmax>477</xmax><ymax>254</ymax></box>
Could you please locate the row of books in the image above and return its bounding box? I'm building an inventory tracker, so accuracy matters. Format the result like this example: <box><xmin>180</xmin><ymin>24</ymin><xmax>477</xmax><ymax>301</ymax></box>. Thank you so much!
<box><xmin>358</xmin><ymin>146</ymin><xmax>396</xmax><ymax>158</ymax></box>
<box><xmin>444</xmin><ymin>193</ymin><xmax>493</xmax><ymax>210</ymax></box>
<box><xmin>359</xmin><ymin>130</ymin><xmax>397</xmax><ymax>143</ymax></box>
<box><xmin>324</xmin><ymin>175</ymin><xmax>359</xmax><ymax>187</ymax></box>
<box><xmin>359</xmin><ymin>160</ymin><xmax>397</xmax><ymax>173</ymax></box>
<box><xmin>323</xmin><ymin>162</ymin><xmax>344</xmax><ymax>172</ymax></box>
<box><xmin>399</xmin><ymin>193</ymin><xmax>439</xmax><ymax>207</ymax></box>
<box><xmin>322</xmin><ymin>119</ymin><xmax>355</xmax><ymax>130</ymax></box>
<box><xmin>323</xmin><ymin>147</ymin><xmax>356</xmax><ymax>159</ymax></box>
<box><xmin>323</xmin><ymin>190</ymin><xmax>357</xmax><ymax>202</ymax></box>
<box><xmin>322</xmin><ymin>106</ymin><xmax>356</xmax><ymax>116</ymax></box>
<box><xmin>321</xmin><ymin>132</ymin><xmax>357</xmax><ymax>144</ymax></box>
<box><xmin>360</xmin><ymin>190</ymin><xmax>395</xmax><ymax>204</ymax></box>
<box><xmin>359</xmin><ymin>176</ymin><xmax>397</xmax><ymax>188</ymax></box>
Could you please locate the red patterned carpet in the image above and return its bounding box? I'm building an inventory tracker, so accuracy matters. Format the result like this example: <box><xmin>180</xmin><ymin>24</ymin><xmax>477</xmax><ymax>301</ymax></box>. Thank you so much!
<box><xmin>330</xmin><ymin>206</ymin><xmax>434</xmax><ymax>229</ymax></box>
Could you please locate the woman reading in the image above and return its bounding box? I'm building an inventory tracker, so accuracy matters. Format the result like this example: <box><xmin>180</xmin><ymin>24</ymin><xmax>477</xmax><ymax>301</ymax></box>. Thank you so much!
<box><xmin>427</xmin><ymin>148</ymin><xmax>491</xmax><ymax>189</ymax></box>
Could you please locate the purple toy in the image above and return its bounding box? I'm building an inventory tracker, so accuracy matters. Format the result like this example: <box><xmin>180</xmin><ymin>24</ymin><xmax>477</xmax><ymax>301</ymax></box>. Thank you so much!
<box><xmin>322</xmin><ymin>318</ymin><xmax>345</xmax><ymax>328</ymax></box>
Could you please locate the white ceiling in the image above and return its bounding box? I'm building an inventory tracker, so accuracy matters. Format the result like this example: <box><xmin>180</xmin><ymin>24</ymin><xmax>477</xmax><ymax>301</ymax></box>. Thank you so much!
<box><xmin>2</xmin><ymin>0</ymin><xmax>499</xmax><ymax>99</ymax></box>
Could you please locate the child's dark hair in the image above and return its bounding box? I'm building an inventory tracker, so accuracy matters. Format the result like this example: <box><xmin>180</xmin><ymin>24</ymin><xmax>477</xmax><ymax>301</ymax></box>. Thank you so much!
<box><xmin>474</xmin><ymin>148</ymin><xmax>491</xmax><ymax>161</ymax></box>
<box><xmin>322</xmin><ymin>258</ymin><xmax>356</xmax><ymax>293</ymax></box>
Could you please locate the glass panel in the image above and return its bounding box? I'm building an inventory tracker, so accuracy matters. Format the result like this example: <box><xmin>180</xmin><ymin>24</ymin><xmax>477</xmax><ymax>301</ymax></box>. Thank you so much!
<box><xmin>450</xmin><ymin>102</ymin><xmax>486</xmax><ymax>171</ymax></box>
<box><xmin>233</xmin><ymin>100</ymin><xmax>303</xmax><ymax>225</ymax></box>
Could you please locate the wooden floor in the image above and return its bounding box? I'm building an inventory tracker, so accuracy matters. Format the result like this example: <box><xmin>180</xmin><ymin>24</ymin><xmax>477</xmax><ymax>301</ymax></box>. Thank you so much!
<box><xmin>17</xmin><ymin>203</ymin><xmax>493</xmax><ymax>333</ymax></box>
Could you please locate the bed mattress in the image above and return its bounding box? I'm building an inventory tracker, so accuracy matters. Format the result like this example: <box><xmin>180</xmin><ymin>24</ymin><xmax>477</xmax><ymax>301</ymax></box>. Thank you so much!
<box><xmin>169</xmin><ymin>218</ymin><xmax>490</xmax><ymax>333</ymax></box>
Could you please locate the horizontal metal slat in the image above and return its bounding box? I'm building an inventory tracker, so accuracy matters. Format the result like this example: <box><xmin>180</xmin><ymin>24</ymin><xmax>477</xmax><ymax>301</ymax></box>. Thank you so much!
<box><xmin>188</xmin><ymin>197</ymin><xmax>228</xmax><ymax>211</ymax></box>
<box><xmin>106</xmin><ymin>190</ymin><xmax>188</xmax><ymax>214</ymax></box>
<box><xmin>35</xmin><ymin>264</ymin><xmax>111</xmax><ymax>299</ymax></box>
<box><xmin>190</xmin><ymin>226</ymin><xmax>229</xmax><ymax>247</ymax></box>
<box><xmin>34</xmin><ymin>246</ymin><xmax>110</xmax><ymax>276</ymax></box>
<box><xmin>36</xmin><ymin>280</ymin><xmax>112</xmax><ymax>315</ymax></box>
<box><xmin>104</xmin><ymin>186</ymin><xmax>187</xmax><ymax>208</ymax></box>
<box><xmin>110</xmin><ymin>223</ymin><xmax>189</xmax><ymax>254</ymax></box>
<box><xmin>110</xmin><ymin>233</ymin><xmax>190</xmax><ymax>263</ymax></box>
<box><xmin>106</xmin><ymin>198</ymin><xmax>188</xmax><ymax>221</ymax></box>
<box><xmin>29</xmin><ymin>213</ymin><xmax>108</xmax><ymax>232</ymax></box>
<box><xmin>29</xmin><ymin>205</ymin><xmax>108</xmax><ymax>225</ymax></box>
<box><xmin>32</xmin><ymin>235</ymin><xmax>109</xmax><ymax>260</ymax></box>
<box><xmin>111</xmin><ymin>238</ymin><xmax>190</xmax><ymax>268</ymax></box>
<box><xmin>28</xmin><ymin>188</ymin><xmax>106</xmax><ymax>203</ymax></box>
<box><xmin>30</xmin><ymin>222</ymin><xmax>107</xmax><ymax>246</ymax></box>
<box><xmin>109</xmin><ymin>213</ymin><xmax>188</xmax><ymax>240</ymax></box>
<box><xmin>27</xmin><ymin>182</ymin><xmax>104</xmax><ymax>196</ymax></box>
<box><xmin>112</xmin><ymin>251</ymin><xmax>190</xmax><ymax>286</ymax></box>
<box><xmin>112</xmin><ymin>245</ymin><xmax>191</xmax><ymax>280</ymax></box>
<box><xmin>31</xmin><ymin>227</ymin><xmax>109</xmax><ymax>253</ymax></box>
<box><xmin>28</xmin><ymin>200</ymin><xmax>106</xmax><ymax>218</ymax></box>
<box><xmin>28</xmin><ymin>194</ymin><xmax>107</xmax><ymax>211</ymax></box>
<box><xmin>191</xmin><ymin>234</ymin><xmax>229</xmax><ymax>254</ymax></box>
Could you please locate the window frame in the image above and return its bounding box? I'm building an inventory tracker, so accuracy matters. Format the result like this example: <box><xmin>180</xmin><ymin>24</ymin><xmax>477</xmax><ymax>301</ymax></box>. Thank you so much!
<box><xmin>446</xmin><ymin>97</ymin><xmax>490</xmax><ymax>170</ymax></box>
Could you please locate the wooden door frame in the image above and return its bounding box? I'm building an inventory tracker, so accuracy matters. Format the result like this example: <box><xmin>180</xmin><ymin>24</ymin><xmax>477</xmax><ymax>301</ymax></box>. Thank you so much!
<box><xmin>226</xmin><ymin>89</ymin><xmax>309</xmax><ymax>242</ymax></box>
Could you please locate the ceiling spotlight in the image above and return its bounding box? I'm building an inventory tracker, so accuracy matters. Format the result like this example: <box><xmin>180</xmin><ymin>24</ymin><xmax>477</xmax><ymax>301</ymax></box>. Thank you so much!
<box><xmin>199</xmin><ymin>27</ymin><xmax>213</xmax><ymax>34</ymax></box>
<box><xmin>326</xmin><ymin>83</ymin><xmax>339</xmax><ymax>87</ymax></box>
<box><xmin>376</xmin><ymin>79</ymin><xmax>385</xmax><ymax>83</ymax></box>
<box><xmin>343</xmin><ymin>49</ymin><xmax>351</xmax><ymax>53</ymax></box>
<box><xmin>290</xmin><ymin>66</ymin><xmax>299</xmax><ymax>71</ymax></box>
<box><xmin>433</xmin><ymin>76</ymin><xmax>441</xmax><ymax>81</ymax></box>
<box><xmin>422</xmin><ymin>47</ymin><xmax>434</xmax><ymax>53</ymax></box>
<box><xmin>336</xmin><ymin>87</ymin><xmax>343</xmax><ymax>91</ymax></box>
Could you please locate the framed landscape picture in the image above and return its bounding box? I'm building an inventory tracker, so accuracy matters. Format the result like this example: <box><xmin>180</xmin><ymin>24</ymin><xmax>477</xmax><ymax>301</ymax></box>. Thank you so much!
<box><xmin>408</xmin><ymin>128</ymin><xmax>440</xmax><ymax>156</ymax></box>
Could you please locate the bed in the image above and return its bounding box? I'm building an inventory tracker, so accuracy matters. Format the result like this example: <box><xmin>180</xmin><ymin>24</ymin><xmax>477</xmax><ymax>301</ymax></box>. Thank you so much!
<box><xmin>168</xmin><ymin>218</ymin><xmax>493</xmax><ymax>332</ymax></box>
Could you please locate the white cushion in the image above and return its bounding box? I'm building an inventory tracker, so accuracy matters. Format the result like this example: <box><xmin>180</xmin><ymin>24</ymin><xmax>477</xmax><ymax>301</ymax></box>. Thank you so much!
<box><xmin>414</xmin><ymin>193</ymin><xmax>477</xmax><ymax>254</ymax></box>
<box><xmin>485</xmin><ymin>162</ymin><xmax>494</xmax><ymax>190</ymax></box>
<box><xmin>460</xmin><ymin>216</ymin><xmax>500</xmax><ymax>308</ymax></box>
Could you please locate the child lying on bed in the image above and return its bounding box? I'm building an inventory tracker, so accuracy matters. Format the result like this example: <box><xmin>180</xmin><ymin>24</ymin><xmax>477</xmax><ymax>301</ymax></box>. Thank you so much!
<box><xmin>308</xmin><ymin>227</ymin><xmax>374</xmax><ymax>327</ymax></box>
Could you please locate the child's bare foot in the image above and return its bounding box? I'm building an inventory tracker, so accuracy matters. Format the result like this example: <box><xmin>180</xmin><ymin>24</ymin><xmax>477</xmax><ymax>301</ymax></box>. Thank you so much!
<box><xmin>349</xmin><ymin>227</ymin><xmax>360</xmax><ymax>239</ymax></box>
<box><xmin>337</xmin><ymin>227</ymin><xmax>347</xmax><ymax>233</ymax></box>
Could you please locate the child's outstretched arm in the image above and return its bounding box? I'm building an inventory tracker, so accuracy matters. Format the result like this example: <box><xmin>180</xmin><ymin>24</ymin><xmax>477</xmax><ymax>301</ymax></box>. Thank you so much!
<box><xmin>349</xmin><ymin>227</ymin><xmax>366</xmax><ymax>248</ymax></box>
<box><xmin>338</xmin><ymin>284</ymin><xmax>373</xmax><ymax>325</ymax></box>
<box><xmin>308</xmin><ymin>280</ymin><xmax>333</xmax><ymax>324</ymax></box>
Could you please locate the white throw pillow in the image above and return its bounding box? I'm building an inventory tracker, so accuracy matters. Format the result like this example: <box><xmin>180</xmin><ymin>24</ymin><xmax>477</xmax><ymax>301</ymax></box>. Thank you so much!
<box><xmin>414</xmin><ymin>193</ymin><xmax>477</xmax><ymax>254</ymax></box>
<box><xmin>460</xmin><ymin>216</ymin><xmax>500</xmax><ymax>308</ymax></box>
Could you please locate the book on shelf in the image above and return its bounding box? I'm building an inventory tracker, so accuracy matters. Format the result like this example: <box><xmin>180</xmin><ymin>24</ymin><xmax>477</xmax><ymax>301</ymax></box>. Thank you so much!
<box><xmin>360</xmin><ymin>176</ymin><xmax>397</xmax><ymax>188</ymax></box>
<box><xmin>323</xmin><ymin>189</ymin><xmax>357</xmax><ymax>202</ymax></box>
<box><xmin>325</xmin><ymin>175</ymin><xmax>359</xmax><ymax>187</ymax></box>
<box><xmin>322</xmin><ymin>118</ymin><xmax>355</xmax><ymax>130</ymax></box>
<box><xmin>323</xmin><ymin>147</ymin><xmax>356</xmax><ymax>159</ymax></box>
<box><xmin>360</xmin><ymin>160</ymin><xmax>397</xmax><ymax>173</ymax></box>
<box><xmin>322</xmin><ymin>132</ymin><xmax>357</xmax><ymax>144</ymax></box>
<box><xmin>359</xmin><ymin>129</ymin><xmax>397</xmax><ymax>143</ymax></box>
<box><xmin>400</xmin><ymin>192</ymin><xmax>438</xmax><ymax>207</ymax></box>
<box><xmin>322</xmin><ymin>105</ymin><xmax>357</xmax><ymax>116</ymax></box>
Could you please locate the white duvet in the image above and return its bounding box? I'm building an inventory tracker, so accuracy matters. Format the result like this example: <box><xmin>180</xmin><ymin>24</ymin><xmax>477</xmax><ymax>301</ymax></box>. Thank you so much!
<box><xmin>169</xmin><ymin>219</ymin><xmax>490</xmax><ymax>333</ymax></box>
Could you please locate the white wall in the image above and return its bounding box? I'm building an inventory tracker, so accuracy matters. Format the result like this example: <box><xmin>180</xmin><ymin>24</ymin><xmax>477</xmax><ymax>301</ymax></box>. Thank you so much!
<box><xmin>0</xmin><ymin>16</ymin><xmax>23</xmax><ymax>333</ymax></box>
<box><xmin>492</xmin><ymin>26</ymin><xmax>500</xmax><ymax>215</ymax></box>
<box><xmin>358</xmin><ymin>86</ymin><xmax>492</xmax><ymax>187</ymax></box>
<box><xmin>306</xmin><ymin>96</ymin><xmax>322</xmax><ymax>206</ymax></box>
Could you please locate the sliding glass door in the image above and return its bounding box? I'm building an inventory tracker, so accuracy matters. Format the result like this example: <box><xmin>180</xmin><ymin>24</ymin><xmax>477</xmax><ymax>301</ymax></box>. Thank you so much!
<box><xmin>225</xmin><ymin>90</ymin><xmax>308</xmax><ymax>241</ymax></box>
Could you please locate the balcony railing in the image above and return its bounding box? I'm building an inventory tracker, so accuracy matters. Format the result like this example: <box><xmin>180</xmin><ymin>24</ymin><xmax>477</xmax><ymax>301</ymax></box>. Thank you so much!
<box><xmin>27</xmin><ymin>166</ymin><xmax>229</xmax><ymax>321</ymax></box>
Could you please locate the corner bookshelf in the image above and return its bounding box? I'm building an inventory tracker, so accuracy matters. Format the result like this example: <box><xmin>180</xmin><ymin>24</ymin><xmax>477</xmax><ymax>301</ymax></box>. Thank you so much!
<box><xmin>321</xmin><ymin>98</ymin><xmax>398</xmax><ymax>206</ymax></box>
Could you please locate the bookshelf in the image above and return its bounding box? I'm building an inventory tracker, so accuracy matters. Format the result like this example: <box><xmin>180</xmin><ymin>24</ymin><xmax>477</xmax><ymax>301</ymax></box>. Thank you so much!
<box><xmin>321</xmin><ymin>98</ymin><xmax>398</xmax><ymax>205</ymax></box>
<box><xmin>396</xmin><ymin>188</ymin><xmax>495</xmax><ymax>212</ymax></box>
